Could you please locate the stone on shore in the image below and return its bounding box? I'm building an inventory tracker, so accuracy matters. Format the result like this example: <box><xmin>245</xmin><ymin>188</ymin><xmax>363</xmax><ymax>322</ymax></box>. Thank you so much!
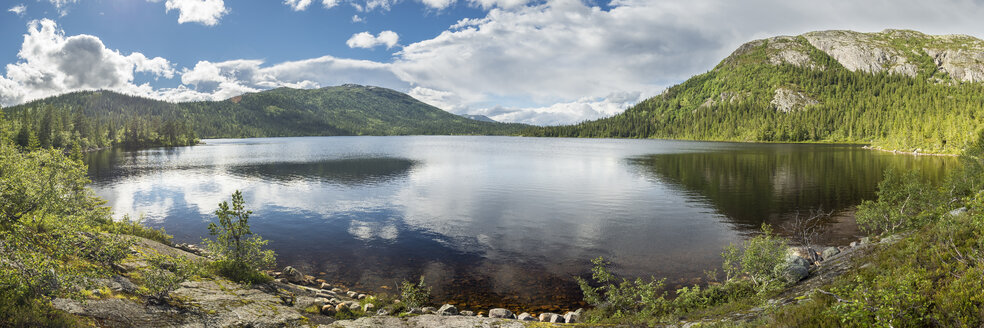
<box><xmin>320</xmin><ymin>282</ymin><xmax>332</xmax><ymax>289</ymax></box>
<box><xmin>564</xmin><ymin>310</ymin><xmax>581</xmax><ymax>323</ymax></box>
<box><xmin>517</xmin><ymin>312</ymin><xmax>537</xmax><ymax>321</ymax></box>
<box><xmin>539</xmin><ymin>312</ymin><xmax>564</xmax><ymax>323</ymax></box>
<box><xmin>821</xmin><ymin>246</ymin><xmax>840</xmax><ymax>259</ymax></box>
<box><xmin>363</xmin><ymin>303</ymin><xmax>375</xmax><ymax>312</ymax></box>
<box><xmin>321</xmin><ymin>305</ymin><xmax>337</xmax><ymax>316</ymax></box>
<box><xmin>421</xmin><ymin>306</ymin><xmax>437</xmax><ymax>314</ymax></box>
<box><xmin>347</xmin><ymin>291</ymin><xmax>358</xmax><ymax>298</ymax></box>
<box><xmin>459</xmin><ymin>310</ymin><xmax>474</xmax><ymax>316</ymax></box>
<box><xmin>783</xmin><ymin>264</ymin><xmax>809</xmax><ymax>283</ymax></box>
<box><xmin>437</xmin><ymin>304</ymin><xmax>458</xmax><ymax>315</ymax></box>
<box><xmin>282</xmin><ymin>266</ymin><xmax>305</xmax><ymax>284</ymax></box>
<box><xmin>488</xmin><ymin>308</ymin><xmax>514</xmax><ymax>319</ymax></box>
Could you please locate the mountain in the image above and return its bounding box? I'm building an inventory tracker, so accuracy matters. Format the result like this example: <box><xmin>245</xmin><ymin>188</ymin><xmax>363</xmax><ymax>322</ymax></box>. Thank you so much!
<box><xmin>1</xmin><ymin>85</ymin><xmax>529</xmax><ymax>149</ymax></box>
<box><xmin>459</xmin><ymin>114</ymin><xmax>498</xmax><ymax>123</ymax></box>
<box><xmin>526</xmin><ymin>29</ymin><xmax>984</xmax><ymax>154</ymax></box>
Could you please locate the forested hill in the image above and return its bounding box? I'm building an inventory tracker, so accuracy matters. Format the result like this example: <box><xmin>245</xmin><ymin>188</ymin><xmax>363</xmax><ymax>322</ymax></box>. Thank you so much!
<box><xmin>525</xmin><ymin>29</ymin><xmax>984</xmax><ymax>154</ymax></box>
<box><xmin>0</xmin><ymin>85</ymin><xmax>528</xmax><ymax>150</ymax></box>
<box><xmin>181</xmin><ymin>85</ymin><xmax>528</xmax><ymax>137</ymax></box>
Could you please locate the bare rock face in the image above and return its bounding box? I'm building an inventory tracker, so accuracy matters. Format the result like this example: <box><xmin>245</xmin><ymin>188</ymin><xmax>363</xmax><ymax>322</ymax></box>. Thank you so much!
<box><xmin>803</xmin><ymin>30</ymin><xmax>918</xmax><ymax>77</ymax></box>
<box><xmin>771</xmin><ymin>88</ymin><xmax>819</xmax><ymax>113</ymax></box>
<box><xmin>700</xmin><ymin>91</ymin><xmax>745</xmax><ymax>108</ymax></box>
<box><xmin>925</xmin><ymin>47</ymin><xmax>984</xmax><ymax>83</ymax></box>
<box><xmin>725</xmin><ymin>36</ymin><xmax>820</xmax><ymax>69</ymax></box>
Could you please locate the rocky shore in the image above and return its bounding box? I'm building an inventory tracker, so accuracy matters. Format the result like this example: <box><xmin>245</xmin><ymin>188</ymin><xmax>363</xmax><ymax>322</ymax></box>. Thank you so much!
<box><xmin>52</xmin><ymin>232</ymin><xmax>892</xmax><ymax>327</ymax></box>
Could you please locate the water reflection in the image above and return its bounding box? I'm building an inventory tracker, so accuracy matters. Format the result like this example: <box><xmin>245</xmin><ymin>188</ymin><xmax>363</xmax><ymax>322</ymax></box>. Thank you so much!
<box><xmin>228</xmin><ymin>158</ymin><xmax>417</xmax><ymax>185</ymax></box>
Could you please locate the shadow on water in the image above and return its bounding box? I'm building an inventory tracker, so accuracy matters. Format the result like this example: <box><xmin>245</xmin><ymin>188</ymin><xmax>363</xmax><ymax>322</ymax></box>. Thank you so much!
<box><xmin>227</xmin><ymin>158</ymin><xmax>417</xmax><ymax>186</ymax></box>
<box><xmin>628</xmin><ymin>144</ymin><xmax>957</xmax><ymax>241</ymax></box>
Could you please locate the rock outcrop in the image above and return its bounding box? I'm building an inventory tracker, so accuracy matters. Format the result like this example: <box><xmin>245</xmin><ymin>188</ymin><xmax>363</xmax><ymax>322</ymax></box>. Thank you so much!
<box><xmin>771</xmin><ymin>88</ymin><xmax>819</xmax><ymax>113</ymax></box>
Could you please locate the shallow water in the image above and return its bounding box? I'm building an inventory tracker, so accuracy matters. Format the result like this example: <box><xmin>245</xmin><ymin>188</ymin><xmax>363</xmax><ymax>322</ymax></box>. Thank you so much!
<box><xmin>85</xmin><ymin>136</ymin><xmax>955</xmax><ymax>312</ymax></box>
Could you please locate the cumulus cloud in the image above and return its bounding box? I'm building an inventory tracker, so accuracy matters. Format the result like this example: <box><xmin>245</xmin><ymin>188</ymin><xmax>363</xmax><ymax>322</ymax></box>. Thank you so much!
<box><xmin>420</xmin><ymin>0</ymin><xmax>455</xmax><ymax>10</ymax></box>
<box><xmin>352</xmin><ymin>14</ymin><xmax>364</xmax><ymax>22</ymax></box>
<box><xmin>8</xmin><ymin>4</ymin><xmax>26</xmax><ymax>16</ymax></box>
<box><xmin>346</xmin><ymin>31</ymin><xmax>400</xmax><ymax>49</ymax></box>
<box><xmin>284</xmin><ymin>0</ymin><xmax>313</xmax><ymax>11</ymax></box>
<box><xmin>178</xmin><ymin>56</ymin><xmax>405</xmax><ymax>101</ymax></box>
<box><xmin>164</xmin><ymin>0</ymin><xmax>229</xmax><ymax>26</ymax></box>
<box><xmin>0</xmin><ymin>19</ymin><xmax>175</xmax><ymax>106</ymax></box>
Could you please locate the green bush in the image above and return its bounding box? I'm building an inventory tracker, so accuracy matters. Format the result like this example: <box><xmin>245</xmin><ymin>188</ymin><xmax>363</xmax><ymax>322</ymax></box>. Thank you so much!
<box><xmin>856</xmin><ymin>168</ymin><xmax>941</xmax><ymax>235</ymax></box>
<box><xmin>203</xmin><ymin>190</ymin><xmax>275</xmax><ymax>284</ymax></box>
<box><xmin>399</xmin><ymin>276</ymin><xmax>432</xmax><ymax>309</ymax></box>
<box><xmin>575</xmin><ymin>257</ymin><xmax>668</xmax><ymax>319</ymax></box>
<box><xmin>138</xmin><ymin>253</ymin><xmax>209</xmax><ymax>301</ymax></box>
<box><xmin>722</xmin><ymin>224</ymin><xmax>789</xmax><ymax>288</ymax></box>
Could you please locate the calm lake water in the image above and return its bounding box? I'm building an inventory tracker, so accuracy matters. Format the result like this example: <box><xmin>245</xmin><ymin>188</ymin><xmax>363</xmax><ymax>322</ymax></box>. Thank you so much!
<box><xmin>85</xmin><ymin>136</ymin><xmax>955</xmax><ymax>312</ymax></box>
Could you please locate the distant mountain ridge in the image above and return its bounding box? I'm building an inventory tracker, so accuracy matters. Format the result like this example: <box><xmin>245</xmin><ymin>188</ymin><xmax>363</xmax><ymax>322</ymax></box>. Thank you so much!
<box><xmin>526</xmin><ymin>29</ymin><xmax>984</xmax><ymax>154</ymax></box>
<box><xmin>5</xmin><ymin>85</ymin><xmax>529</xmax><ymax>139</ymax></box>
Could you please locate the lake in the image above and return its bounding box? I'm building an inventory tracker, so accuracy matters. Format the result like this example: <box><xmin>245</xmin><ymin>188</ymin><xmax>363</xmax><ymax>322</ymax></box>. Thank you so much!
<box><xmin>85</xmin><ymin>136</ymin><xmax>955</xmax><ymax>312</ymax></box>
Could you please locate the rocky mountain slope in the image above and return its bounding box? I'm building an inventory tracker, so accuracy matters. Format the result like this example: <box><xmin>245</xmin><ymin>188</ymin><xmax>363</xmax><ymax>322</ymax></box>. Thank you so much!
<box><xmin>527</xmin><ymin>29</ymin><xmax>984</xmax><ymax>154</ymax></box>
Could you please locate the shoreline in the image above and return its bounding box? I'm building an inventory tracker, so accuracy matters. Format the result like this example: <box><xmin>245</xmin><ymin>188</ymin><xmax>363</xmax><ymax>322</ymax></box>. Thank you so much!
<box><xmin>861</xmin><ymin>145</ymin><xmax>959</xmax><ymax>157</ymax></box>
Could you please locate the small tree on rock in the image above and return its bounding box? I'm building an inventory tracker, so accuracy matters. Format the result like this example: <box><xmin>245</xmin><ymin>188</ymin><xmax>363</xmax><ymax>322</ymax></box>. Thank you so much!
<box><xmin>205</xmin><ymin>190</ymin><xmax>275</xmax><ymax>283</ymax></box>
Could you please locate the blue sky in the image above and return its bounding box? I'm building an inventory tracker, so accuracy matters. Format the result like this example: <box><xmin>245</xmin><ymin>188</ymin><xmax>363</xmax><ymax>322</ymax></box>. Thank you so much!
<box><xmin>3</xmin><ymin>0</ymin><xmax>984</xmax><ymax>125</ymax></box>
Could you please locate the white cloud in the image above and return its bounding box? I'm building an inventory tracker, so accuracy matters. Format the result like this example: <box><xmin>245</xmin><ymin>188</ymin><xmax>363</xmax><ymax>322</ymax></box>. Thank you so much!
<box><xmin>420</xmin><ymin>0</ymin><xmax>455</xmax><ymax>10</ymax></box>
<box><xmin>323</xmin><ymin>0</ymin><xmax>341</xmax><ymax>8</ymax></box>
<box><xmin>346</xmin><ymin>31</ymin><xmax>400</xmax><ymax>49</ymax></box>
<box><xmin>352</xmin><ymin>14</ymin><xmax>364</xmax><ymax>22</ymax></box>
<box><xmin>178</xmin><ymin>56</ymin><xmax>405</xmax><ymax>101</ymax></box>
<box><xmin>0</xmin><ymin>19</ymin><xmax>175</xmax><ymax>106</ymax></box>
<box><xmin>284</xmin><ymin>0</ymin><xmax>313</xmax><ymax>11</ymax></box>
<box><xmin>164</xmin><ymin>0</ymin><xmax>229</xmax><ymax>26</ymax></box>
<box><xmin>8</xmin><ymin>4</ymin><xmax>26</xmax><ymax>16</ymax></box>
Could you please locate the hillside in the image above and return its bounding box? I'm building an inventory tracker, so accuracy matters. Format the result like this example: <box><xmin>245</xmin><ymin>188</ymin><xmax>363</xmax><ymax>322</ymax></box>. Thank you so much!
<box><xmin>526</xmin><ymin>29</ymin><xmax>984</xmax><ymax>154</ymax></box>
<box><xmin>0</xmin><ymin>85</ymin><xmax>528</xmax><ymax>149</ymax></box>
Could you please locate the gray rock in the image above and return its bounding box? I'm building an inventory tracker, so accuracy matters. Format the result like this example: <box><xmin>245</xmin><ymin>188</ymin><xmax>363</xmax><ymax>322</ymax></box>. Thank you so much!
<box><xmin>850</xmin><ymin>241</ymin><xmax>857</xmax><ymax>248</ymax></box>
<box><xmin>320</xmin><ymin>282</ymin><xmax>332</xmax><ymax>289</ymax></box>
<box><xmin>282</xmin><ymin>266</ymin><xmax>304</xmax><ymax>284</ymax></box>
<box><xmin>322</xmin><ymin>304</ymin><xmax>337</xmax><ymax>316</ymax></box>
<box><xmin>783</xmin><ymin>264</ymin><xmax>809</xmax><ymax>283</ymax></box>
<box><xmin>564</xmin><ymin>311</ymin><xmax>581</xmax><ymax>323</ymax></box>
<box><xmin>314</xmin><ymin>297</ymin><xmax>329</xmax><ymax>306</ymax></box>
<box><xmin>421</xmin><ymin>306</ymin><xmax>437</xmax><ymax>314</ymax></box>
<box><xmin>377</xmin><ymin>308</ymin><xmax>392</xmax><ymax>316</ymax></box>
<box><xmin>329</xmin><ymin>314</ymin><xmax>528</xmax><ymax>328</ymax></box>
<box><xmin>346</xmin><ymin>291</ymin><xmax>358</xmax><ymax>298</ymax></box>
<box><xmin>821</xmin><ymin>247</ymin><xmax>840</xmax><ymax>260</ymax></box>
<box><xmin>437</xmin><ymin>304</ymin><xmax>458</xmax><ymax>316</ymax></box>
<box><xmin>357</xmin><ymin>294</ymin><xmax>367</xmax><ymax>300</ymax></box>
<box><xmin>459</xmin><ymin>310</ymin><xmax>474</xmax><ymax>316</ymax></box>
<box><xmin>363</xmin><ymin>303</ymin><xmax>375</xmax><ymax>312</ymax></box>
<box><xmin>517</xmin><ymin>312</ymin><xmax>536</xmax><ymax>321</ymax></box>
<box><xmin>407</xmin><ymin>308</ymin><xmax>423</xmax><ymax>315</ymax></box>
<box><xmin>332</xmin><ymin>288</ymin><xmax>344</xmax><ymax>294</ymax></box>
<box><xmin>539</xmin><ymin>312</ymin><xmax>564</xmax><ymax>323</ymax></box>
<box><xmin>488</xmin><ymin>308</ymin><xmax>514</xmax><ymax>319</ymax></box>
<box><xmin>772</xmin><ymin>88</ymin><xmax>818</xmax><ymax>113</ymax></box>
<box><xmin>861</xmin><ymin>237</ymin><xmax>871</xmax><ymax>245</ymax></box>
<box><xmin>949</xmin><ymin>207</ymin><xmax>968</xmax><ymax>217</ymax></box>
<box><xmin>786</xmin><ymin>254</ymin><xmax>810</xmax><ymax>267</ymax></box>
<box><xmin>880</xmin><ymin>234</ymin><xmax>902</xmax><ymax>244</ymax></box>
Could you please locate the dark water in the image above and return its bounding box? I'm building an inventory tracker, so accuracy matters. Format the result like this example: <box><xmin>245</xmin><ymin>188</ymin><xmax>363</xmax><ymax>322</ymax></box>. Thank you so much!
<box><xmin>85</xmin><ymin>136</ymin><xmax>955</xmax><ymax>312</ymax></box>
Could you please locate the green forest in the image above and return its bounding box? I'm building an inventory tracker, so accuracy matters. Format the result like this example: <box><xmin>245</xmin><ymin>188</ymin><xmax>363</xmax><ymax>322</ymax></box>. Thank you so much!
<box><xmin>0</xmin><ymin>84</ymin><xmax>527</xmax><ymax>152</ymax></box>
<box><xmin>524</xmin><ymin>35</ymin><xmax>984</xmax><ymax>154</ymax></box>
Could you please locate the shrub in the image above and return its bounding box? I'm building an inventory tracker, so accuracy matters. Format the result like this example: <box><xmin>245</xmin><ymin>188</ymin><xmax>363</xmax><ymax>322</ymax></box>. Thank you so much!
<box><xmin>575</xmin><ymin>257</ymin><xmax>668</xmax><ymax>319</ymax></box>
<box><xmin>856</xmin><ymin>168</ymin><xmax>941</xmax><ymax>235</ymax></box>
<box><xmin>138</xmin><ymin>253</ymin><xmax>208</xmax><ymax>301</ymax></box>
<box><xmin>722</xmin><ymin>224</ymin><xmax>788</xmax><ymax>288</ymax></box>
<box><xmin>399</xmin><ymin>276</ymin><xmax>432</xmax><ymax>309</ymax></box>
<box><xmin>204</xmin><ymin>190</ymin><xmax>275</xmax><ymax>284</ymax></box>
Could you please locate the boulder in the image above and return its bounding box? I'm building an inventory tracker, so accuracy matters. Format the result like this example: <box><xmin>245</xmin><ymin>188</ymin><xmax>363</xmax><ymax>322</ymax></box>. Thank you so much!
<box><xmin>488</xmin><ymin>308</ymin><xmax>514</xmax><ymax>319</ymax></box>
<box><xmin>336</xmin><ymin>303</ymin><xmax>349</xmax><ymax>311</ymax></box>
<box><xmin>346</xmin><ymin>291</ymin><xmax>358</xmax><ymax>298</ymax></box>
<box><xmin>517</xmin><ymin>312</ymin><xmax>537</xmax><ymax>321</ymax></box>
<box><xmin>331</xmin><ymin>288</ymin><xmax>344</xmax><ymax>294</ymax></box>
<box><xmin>314</xmin><ymin>297</ymin><xmax>329</xmax><ymax>306</ymax></box>
<box><xmin>459</xmin><ymin>310</ymin><xmax>475</xmax><ymax>316</ymax></box>
<box><xmin>363</xmin><ymin>303</ymin><xmax>375</xmax><ymax>312</ymax></box>
<box><xmin>539</xmin><ymin>312</ymin><xmax>564</xmax><ymax>323</ymax></box>
<box><xmin>376</xmin><ymin>308</ymin><xmax>391</xmax><ymax>316</ymax></box>
<box><xmin>421</xmin><ymin>306</ymin><xmax>437</xmax><ymax>314</ymax></box>
<box><xmin>282</xmin><ymin>266</ymin><xmax>304</xmax><ymax>284</ymax></box>
<box><xmin>320</xmin><ymin>282</ymin><xmax>332</xmax><ymax>290</ymax></box>
<box><xmin>357</xmin><ymin>294</ymin><xmax>367</xmax><ymax>300</ymax></box>
<box><xmin>785</xmin><ymin>255</ymin><xmax>810</xmax><ymax>268</ymax></box>
<box><xmin>783</xmin><ymin>264</ymin><xmax>809</xmax><ymax>283</ymax></box>
<box><xmin>950</xmin><ymin>207</ymin><xmax>968</xmax><ymax>217</ymax></box>
<box><xmin>321</xmin><ymin>305</ymin><xmax>337</xmax><ymax>316</ymax></box>
<box><xmin>821</xmin><ymin>247</ymin><xmax>840</xmax><ymax>260</ymax></box>
<box><xmin>564</xmin><ymin>311</ymin><xmax>581</xmax><ymax>323</ymax></box>
<box><xmin>437</xmin><ymin>304</ymin><xmax>458</xmax><ymax>316</ymax></box>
